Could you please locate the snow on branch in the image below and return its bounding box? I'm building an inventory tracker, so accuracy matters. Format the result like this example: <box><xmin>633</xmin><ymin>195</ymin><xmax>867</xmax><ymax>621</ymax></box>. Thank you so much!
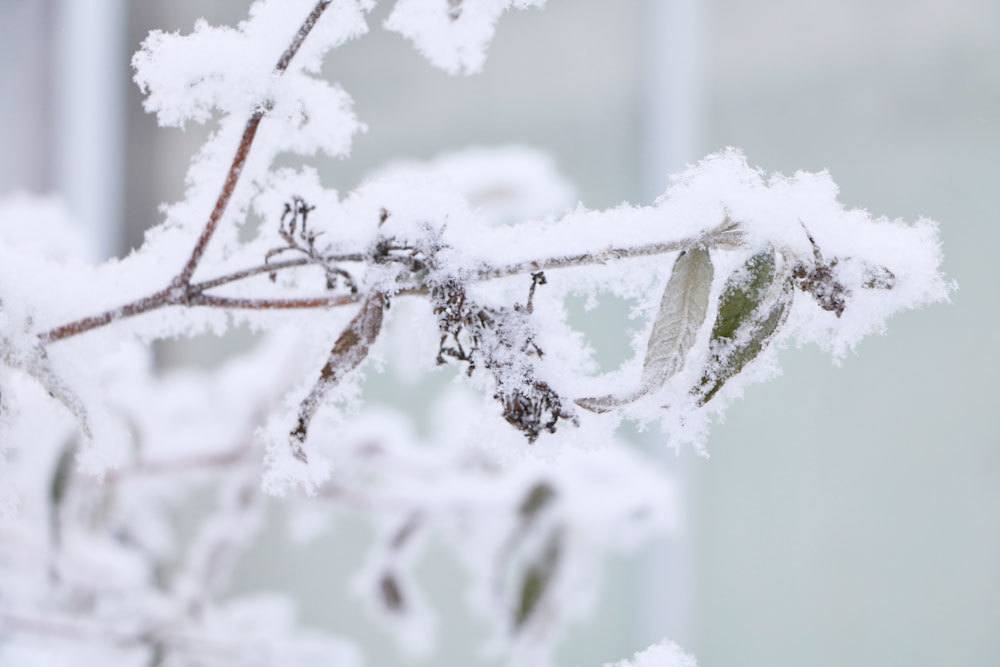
<box><xmin>385</xmin><ymin>0</ymin><xmax>547</xmax><ymax>74</ymax></box>
<box><xmin>132</xmin><ymin>0</ymin><xmax>371</xmax><ymax>128</ymax></box>
<box><xmin>0</xmin><ymin>1</ymin><xmax>949</xmax><ymax>666</ymax></box>
<box><xmin>603</xmin><ymin>639</ymin><xmax>698</xmax><ymax>667</ymax></box>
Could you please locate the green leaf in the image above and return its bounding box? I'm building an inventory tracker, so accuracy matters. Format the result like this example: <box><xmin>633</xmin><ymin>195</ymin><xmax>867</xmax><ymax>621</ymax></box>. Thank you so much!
<box><xmin>518</xmin><ymin>481</ymin><xmax>556</xmax><ymax>523</ymax></box>
<box><xmin>696</xmin><ymin>250</ymin><xmax>792</xmax><ymax>404</ymax></box>
<box><xmin>49</xmin><ymin>438</ymin><xmax>77</xmax><ymax>547</ymax></box>
<box><xmin>513</xmin><ymin>528</ymin><xmax>562</xmax><ymax>631</ymax></box>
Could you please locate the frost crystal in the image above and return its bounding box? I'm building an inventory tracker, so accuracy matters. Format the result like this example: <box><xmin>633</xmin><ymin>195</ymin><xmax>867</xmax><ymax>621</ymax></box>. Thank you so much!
<box><xmin>0</xmin><ymin>2</ymin><xmax>949</xmax><ymax>666</ymax></box>
<box><xmin>604</xmin><ymin>639</ymin><xmax>699</xmax><ymax>667</ymax></box>
<box><xmin>386</xmin><ymin>0</ymin><xmax>548</xmax><ymax>74</ymax></box>
<box><xmin>133</xmin><ymin>0</ymin><xmax>372</xmax><ymax>127</ymax></box>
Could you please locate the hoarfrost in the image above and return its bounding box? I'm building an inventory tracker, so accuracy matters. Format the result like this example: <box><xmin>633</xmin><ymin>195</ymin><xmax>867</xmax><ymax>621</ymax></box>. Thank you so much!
<box><xmin>0</xmin><ymin>1</ymin><xmax>950</xmax><ymax>665</ymax></box>
<box><xmin>603</xmin><ymin>639</ymin><xmax>698</xmax><ymax>667</ymax></box>
<box><xmin>386</xmin><ymin>0</ymin><xmax>548</xmax><ymax>74</ymax></box>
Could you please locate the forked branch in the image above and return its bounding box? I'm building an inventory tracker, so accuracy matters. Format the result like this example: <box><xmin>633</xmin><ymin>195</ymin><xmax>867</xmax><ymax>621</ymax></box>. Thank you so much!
<box><xmin>40</xmin><ymin>225</ymin><xmax>740</xmax><ymax>344</ymax></box>
<box><xmin>174</xmin><ymin>0</ymin><xmax>335</xmax><ymax>288</ymax></box>
<box><xmin>37</xmin><ymin>0</ymin><xmax>746</xmax><ymax>349</ymax></box>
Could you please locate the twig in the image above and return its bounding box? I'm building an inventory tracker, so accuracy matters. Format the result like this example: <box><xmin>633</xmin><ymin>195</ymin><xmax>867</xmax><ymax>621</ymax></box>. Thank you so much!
<box><xmin>187</xmin><ymin>293</ymin><xmax>360</xmax><ymax>311</ymax></box>
<box><xmin>483</xmin><ymin>241</ymin><xmax>689</xmax><ymax>277</ymax></box>
<box><xmin>173</xmin><ymin>115</ymin><xmax>264</xmax><ymax>288</ymax></box>
<box><xmin>190</xmin><ymin>252</ymin><xmax>367</xmax><ymax>292</ymax></box>
<box><xmin>173</xmin><ymin>0</ymin><xmax>335</xmax><ymax>288</ymax></box>
<box><xmin>0</xmin><ymin>610</ymin><xmax>251</xmax><ymax>661</ymax></box>
<box><xmin>192</xmin><ymin>257</ymin><xmax>312</xmax><ymax>292</ymax></box>
<box><xmin>480</xmin><ymin>221</ymin><xmax>741</xmax><ymax>279</ymax></box>
<box><xmin>39</xmin><ymin>1</ymin><xmax>337</xmax><ymax>345</ymax></box>
<box><xmin>39</xmin><ymin>254</ymin><xmax>366</xmax><ymax>343</ymax></box>
<box><xmin>107</xmin><ymin>446</ymin><xmax>252</xmax><ymax>483</ymax></box>
<box><xmin>0</xmin><ymin>610</ymin><xmax>138</xmax><ymax>645</ymax></box>
<box><xmin>39</xmin><ymin>287</ymin><xmax>178</xmax><ymax>344</ymax></box>
<box><xmin>40</xmin><ymin>225</ymin><xmax>740</xmax><ymax>345</ymax></box>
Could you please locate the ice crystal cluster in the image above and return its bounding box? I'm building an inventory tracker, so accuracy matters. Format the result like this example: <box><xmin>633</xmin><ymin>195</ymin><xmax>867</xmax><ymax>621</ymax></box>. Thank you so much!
<box><xmin>0</xmin><ymin>1</ymin><xmax>947</xmax><ymax>665</ymax></box>
<box><xmin>602</xmin><ymin>640</ymin><xmax>698</xmax><ymax>667</ymax></box>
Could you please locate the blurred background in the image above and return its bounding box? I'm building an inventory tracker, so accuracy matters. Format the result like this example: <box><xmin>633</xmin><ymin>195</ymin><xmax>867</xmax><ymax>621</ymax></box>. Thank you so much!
<box><xmin>1</xmin><ymin>0</ymin><xmax>998</xmax><ymax>665</ymax></box>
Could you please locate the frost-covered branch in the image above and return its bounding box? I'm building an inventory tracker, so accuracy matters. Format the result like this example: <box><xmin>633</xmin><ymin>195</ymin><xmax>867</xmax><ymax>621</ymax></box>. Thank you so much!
<box><xmin>39</xmin><ymin>0</ymin><xmax>338</xmax><ymax>345</ymax></box>
<box><xmin>173</xmin><ymin>0</ymin><xmax>335</xmax><ymax>287</ymax></box>
<box><xmin>0</xmin><ymin>1</ymin><xmax>949</xmax><ymax>666</ymax></box>
<box><xmin>40</xmin><ymin>222</ymin><xmax>741</xmax><ymax>344</ymax></box>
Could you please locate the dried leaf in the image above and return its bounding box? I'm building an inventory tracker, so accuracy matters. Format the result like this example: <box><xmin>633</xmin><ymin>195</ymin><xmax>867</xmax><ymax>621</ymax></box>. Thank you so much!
<box><xmin>791</xmin><ymin>259</ymin><xmax>847</xmax><ymax>316</ymax></box>
<box><xmin>696</xmin><ymin>250</ymin><xmax>792</xmax><ymax>404</ymax></box>
<box><xmin>863</xmin><ymin>263</ymin><xmax>896</xmax><ymax>290</ymax></box>
<box><xmin>379</xmin><ymin>571</ymin><xmax>406</xmax><ymax>613</ymax></box>
<box><xmin>642</xmin><ymin>247</ymin><xmax>715</xmax><ymax>387</ymax></box>
<box><xmin>496</xmin><ymin>380</ymin><xmax>573</xmax><ymax>442</ymax></box>
<box><xmin>791</xmin><ymin>221</ymin><xmax>849</xmax><ymax>316</ymax></box>
<box><xmin>373</xmin><ymin>515</ymin><xmax>423</xmax><ymax>618</ymax></box>
<box><xmin>432</xmin><ymin>280</ymin><xmax>575</xmax><ymax>440</ymax></box>
<box><xmin>577</xmin><ymin>247</ymin><xmax>714</xmax><ymax>412</ymax></box>
<box><xmin>290</xmin><ymin>293</ymin><xmax>387</xmax><ymax>461</ymax></box>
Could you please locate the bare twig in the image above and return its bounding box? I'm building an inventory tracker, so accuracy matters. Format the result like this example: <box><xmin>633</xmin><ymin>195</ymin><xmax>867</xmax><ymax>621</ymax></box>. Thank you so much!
<box><xmin>0</xmin><ymin>610</ymin><xmax>136</xmax><ymax>644</ymax></box>
<box><xmin>40</xmin><ymin>224</ymin><xmax>740</xmax><ymax>345</ymax></box>
<box><xmin>39</xmin><ymin>254</ymin><xmax>368</xmax><ymax>343</ymax></box>
<box><xmin>174</xmin><ymin>114</ymin><xmax>264</xmax><ymax>288</ymax></box>
<box><xmin>40</xmin><ymin>1</ymin><xmax>337</xmax><ymax>345</ymax></box>
<box><xmin>107</xmin><ymin>446</ymin><xmax>252</xmax><ymax>483</ymax></box>
<box><xmin>39</xmin><ymin>287</ymin><xmax>177</xmax><ymax>344</ymax></box>
<box><xmin>191</xmin><ymin>253</ymin><xmax>365</xmax><ymax>292</ymax></box>
<box><xmin>187</xmin><ymin>293</ymin><xmax>360</xmax><ymax>311</ymax></box>
<box><xmin>174</xmin><ymin>0</ymin><xmax>335</xmax><ymax>288</ymax></box>
<box><xmin>274</xmin><ymin>1</ymin><xmax>334</xmax><ymax>72</ymax></box>
<box><xmin>480</xmin><ymin>221</ymin><xmax>741</xmax><ymax>279</ymax></box>
<box><xmin>0</xmin><ymin>610</ymin><xmax>254</xmax><ymax>661</ymax></box>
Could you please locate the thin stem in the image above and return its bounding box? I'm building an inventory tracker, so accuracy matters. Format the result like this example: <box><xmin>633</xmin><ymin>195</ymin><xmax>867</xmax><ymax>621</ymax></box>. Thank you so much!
<box><xmin>39</xmin><ymin>287</ymin><xmax>178</xmax><ymax>344</ymax></box>
<box><xmin>174</xmin><ymin>114</ymin><xmax>264</xmax><ymax>287</ymax></box>
<box><xmin>40</xmin><ymin>230</ymin><xmax>732</xmax><ymax>344</ymax></box>
<box><xmin>188</xmin><ymin>293</ymin><xmax>360</xmax><ymax>311</ymax></box>
<box><xmin>274</xmin><ymin>1</ymin><xmax>334</xmax><ymax>73</ymax></box>
<box><xmin>173</xmin><ymin>0</ymin><xmax>334</xmax><ymax>287</ymax></box>
<box><xmin>190</xmin><ymin>252</ymin><xmax>366</xmax><ymax>293</ymax></box>
<box><xmin>0</xmin><ymin>610</ymin><xmax>250</xmax><ymax>660</ymax></box>
<box><xmin>480</xmin><ymin>239</ymin><xmax>693</xmax><ymax>280</ymax></box>
<box><xmin>38</xmin><ymin>0</ymin><xmax>339</xmax><ymax>345</ymax></box>
<box><xmin>479</xmin><ymin>220</ymin><xmax>743</xmax><ymax>279</ymax></box>
<box><xmin>0</xmin><ymin>610</ymin><xmax>136</xmax><ymax>645</ymax></box>
<box><xmin>108</xmin><ymin>446</ymin><xmax>252</xmax><ymax>482</ymax></box>
<box><xmin>39</xmin><ymin>254</ymin><xmax>366</xmax><ymax>344</ymax></box>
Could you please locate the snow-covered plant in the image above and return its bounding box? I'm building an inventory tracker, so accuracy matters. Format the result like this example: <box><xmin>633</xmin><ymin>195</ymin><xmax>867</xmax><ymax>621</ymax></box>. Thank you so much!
<box><xmin>0</xmin><ymin>2</ymin><xmax>947</xmax><ymax>665</ymax></box>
